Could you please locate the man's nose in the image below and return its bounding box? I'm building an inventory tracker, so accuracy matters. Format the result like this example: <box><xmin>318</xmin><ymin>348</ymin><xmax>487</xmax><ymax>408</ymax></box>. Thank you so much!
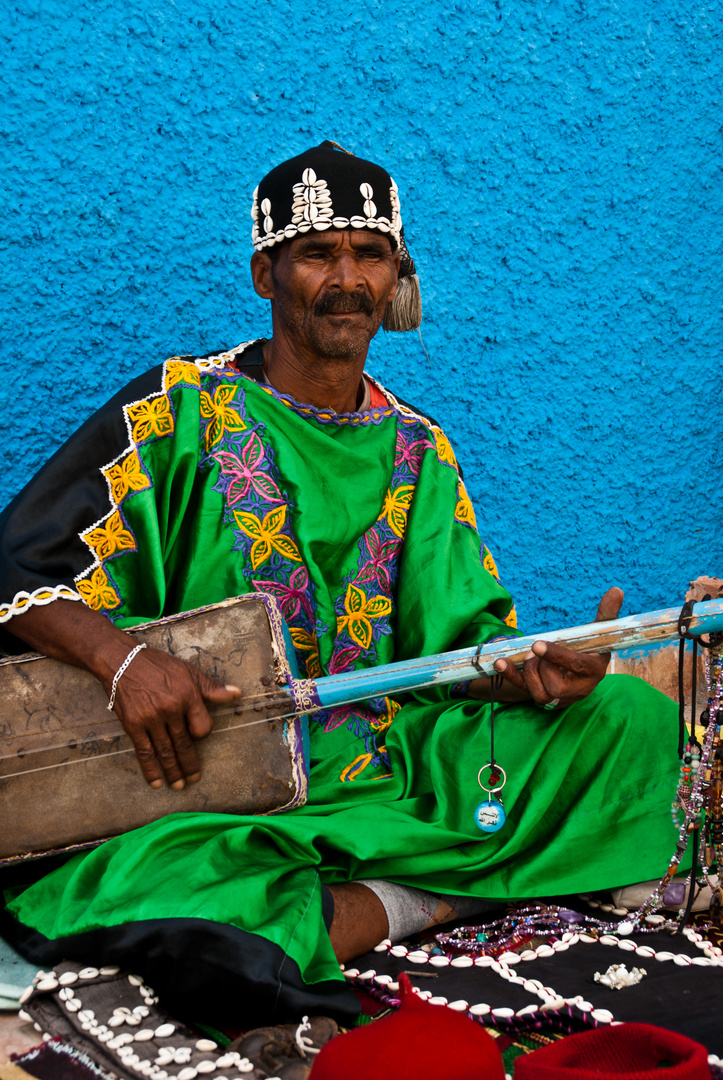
<box><xmin>329</xmin><ymin>252</ymin><xmax>364</xmax><ymax>291</ymax></box>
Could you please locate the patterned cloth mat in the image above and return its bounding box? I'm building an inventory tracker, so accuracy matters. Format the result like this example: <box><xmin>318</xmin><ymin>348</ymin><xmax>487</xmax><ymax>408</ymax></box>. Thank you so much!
<box><xmin>344</xmin><ymin>902</ymin><xmax>723</xmax><ymax>1063</ymax></box>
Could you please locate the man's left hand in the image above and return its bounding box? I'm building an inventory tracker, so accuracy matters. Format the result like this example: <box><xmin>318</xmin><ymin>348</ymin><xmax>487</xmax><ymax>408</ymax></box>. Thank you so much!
<box><xmin>493</xmin><ymin>586</ymin><xmax>623</xmax><ymax>708</ymax></box>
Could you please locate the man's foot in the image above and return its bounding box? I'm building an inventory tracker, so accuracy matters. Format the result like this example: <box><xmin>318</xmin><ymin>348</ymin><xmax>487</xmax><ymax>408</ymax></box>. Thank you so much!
<box><xmin>611</xmin><ymin>874</ymin><xmax>719</xmax><ymax>914</ymax></box>
<box><xmin>226</xmin><ymin>1015</ymin><xmax>338</xmax><ymax>1079</ymax></box>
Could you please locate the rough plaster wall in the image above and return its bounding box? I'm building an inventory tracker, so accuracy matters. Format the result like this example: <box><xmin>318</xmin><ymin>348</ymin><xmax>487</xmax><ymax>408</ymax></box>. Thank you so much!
<box><xmin>1</xmin><ymin>0</ymin><xmax>721</xmax><ymax>631</ymax></box>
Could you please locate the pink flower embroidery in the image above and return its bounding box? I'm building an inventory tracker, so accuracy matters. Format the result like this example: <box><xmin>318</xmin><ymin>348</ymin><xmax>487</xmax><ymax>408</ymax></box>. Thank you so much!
<box><xmin>328</xmin><ymin>644</ymin><xmax>362</xmax><ymax>674</ymax></box>
<box><xmin>394</xmin><ymin>431</ymin><xmax>430</xmax><ymax>474</ymax></box>
<box><xmin>213</xmin><ymin>432</ymin><xmax>283</xmax><ymax>506</ymax></box>
<box><xmin>323</xmin><ymin>707</ymin><xmax>352</xmax><ymax>733</ymax></box>
<box><xmin>355</xmin><ymin>529</ymin><xmax>401</xmax><ymax>593</ymax></box>
<box><xmin>252</xmin><ymin>565</ymin><xmax>314</xmax><ymax>623</ymax></box>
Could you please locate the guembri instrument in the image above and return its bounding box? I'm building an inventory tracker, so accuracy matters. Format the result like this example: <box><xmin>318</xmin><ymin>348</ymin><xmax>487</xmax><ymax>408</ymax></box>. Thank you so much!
<box><xmin>1</xmin><ymin>594</ymin><xmax>722</xmax><ymax>864</ymax></box>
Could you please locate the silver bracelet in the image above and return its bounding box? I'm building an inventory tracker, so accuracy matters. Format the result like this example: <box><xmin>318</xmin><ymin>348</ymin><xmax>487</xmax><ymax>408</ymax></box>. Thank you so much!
<box><xmin>107</xmin><ymin>642</ymin><xmax>147</xmax><ymax>712</ymax></box>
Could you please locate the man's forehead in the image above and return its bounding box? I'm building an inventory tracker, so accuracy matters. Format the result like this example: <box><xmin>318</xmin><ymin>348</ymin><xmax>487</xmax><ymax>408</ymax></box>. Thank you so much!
<box><xmin>286</xmin><ymin>230</ymin><xmax>396</xmax><ymax>255</ymax></box>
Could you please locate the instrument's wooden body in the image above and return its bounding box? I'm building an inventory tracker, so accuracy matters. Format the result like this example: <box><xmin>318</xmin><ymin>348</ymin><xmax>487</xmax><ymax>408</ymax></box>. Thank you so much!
<box><xmin>0</xmin><ymin>595</ymin><xmax>306</xmax><ymax>864</ymax></box>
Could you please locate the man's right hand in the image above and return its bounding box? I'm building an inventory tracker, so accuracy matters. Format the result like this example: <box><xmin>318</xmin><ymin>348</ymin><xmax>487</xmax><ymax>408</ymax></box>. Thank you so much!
<box><xmin>12</xmin><ymin>599</ymin><xmax>241</xmax><ymax>788</ymax></box>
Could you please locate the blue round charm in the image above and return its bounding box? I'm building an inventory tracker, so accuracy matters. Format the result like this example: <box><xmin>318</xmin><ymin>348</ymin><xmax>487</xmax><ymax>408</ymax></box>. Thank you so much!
<box><xmin>474</xmin><ymin>799</ymin><xmax>506</xmax><ymax>833</ymax></box>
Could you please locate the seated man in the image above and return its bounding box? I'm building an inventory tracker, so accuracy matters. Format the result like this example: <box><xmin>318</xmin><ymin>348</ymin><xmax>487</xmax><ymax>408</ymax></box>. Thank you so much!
<box><xmin>0</xmin><ymin>142</ymin><xmax>680</xmax><ymax>1026</ymax></box>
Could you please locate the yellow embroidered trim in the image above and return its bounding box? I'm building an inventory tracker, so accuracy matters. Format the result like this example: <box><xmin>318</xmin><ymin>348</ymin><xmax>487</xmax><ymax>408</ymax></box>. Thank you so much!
<box><xmin>289</xmin><ymin>627</ymin><xmax>322</xmax><ymax>679</ymax></box>
<box><xmin>336</xmin><ymin>583</ymin><xmax>392</xmax><ymax>651</ymax></box>
<box><xmin>0</xmin><ymin>584</ymin><xmax>82</xmax><ymax>625</ymax></box>
<box><xmin>103</xmin><ymin>450</ymin><xmax>152</xmax><ymax>504</ymax></box>
<box><xmin>504</xmin><ymin>607</ymin><xmax>518</xmax><ymax>629</ymax></box>
<box><xmin>82</xmin><ymin>511</ymin><xmax>137</xmax><ymax>561</ymax></box>
<box><xmin>233</xmin><ymin>504</ymin><xmax>302</xmax><ymax>571</ymax></box>
<box><xmin>378</xmin><ymin>484</ymin><xmax>415</xmax><ymax>539</ymax></box>
<box><xmin>200</xmin><ymin>384</ymin><xmax>247</xmax><ymax>449</ymax></box>
<box><xmin>340</xmin><ymin>752</ymin><xmax>373</xmax><ymax>782</ymax></box>
<box><xmin>127</xmin><ymin>396</ymin><xmax>174</xmax><ymax>443</ymax></box>
<box><xmin>432</xmin><ymin>426</ymin><xmax>458</xmax><ymax>469</ymax></box>
<box><xmin>370</xmin><ymin>696</ymin><xmax>401</xmax><ymax>733</ymax></box>
<box><xmin>165</xmin><ymin>359</ymin><xmax>201</xmax><ymax>391</ymax></box>
<box><xmin>455</xmin><ymin>480</ymin><xmax>477</xmax><ymax>528</ymax></box>
<box><xmin>76</xmin><ymin>568</ymin><xmax>122</xmax><ymax>612</ymax></box>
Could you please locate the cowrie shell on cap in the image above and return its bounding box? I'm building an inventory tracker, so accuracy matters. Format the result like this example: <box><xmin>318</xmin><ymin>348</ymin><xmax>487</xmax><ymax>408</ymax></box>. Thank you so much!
<box><xmin>155</xmin><ymin>1023</ymin><xmax>175</xmax><ymax>1038</ymax></box>
<box><xmin>59</xmin><ymin>971</ymin><xmax>79</xmax><ymax>986</ymax></box>
<box><xmin>196</xmin><ymin>1039</ymin><xmax>217</xmax><ymax>1052</ymax></box>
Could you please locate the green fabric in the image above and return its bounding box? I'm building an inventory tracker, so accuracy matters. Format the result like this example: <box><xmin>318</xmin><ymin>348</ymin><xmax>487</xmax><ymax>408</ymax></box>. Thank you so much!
<box><xmin>6</xmin><ymin>358</ymin><xmax>682</xmax><ymax>995</ymax></box>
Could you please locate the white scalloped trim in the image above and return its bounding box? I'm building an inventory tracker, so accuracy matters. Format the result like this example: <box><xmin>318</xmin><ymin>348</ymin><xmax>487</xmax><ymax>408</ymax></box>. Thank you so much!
<box><xmin>0</xmin><ymin>584</ymin><xmax>83</xmax><ymax>624</ymax></box>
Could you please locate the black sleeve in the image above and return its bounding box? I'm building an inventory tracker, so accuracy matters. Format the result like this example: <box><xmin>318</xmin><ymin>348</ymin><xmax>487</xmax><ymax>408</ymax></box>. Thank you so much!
<box><xmin>0</xmin><ymin>365</ymin><xmax>165</xmax><ymax>654</ymax></box>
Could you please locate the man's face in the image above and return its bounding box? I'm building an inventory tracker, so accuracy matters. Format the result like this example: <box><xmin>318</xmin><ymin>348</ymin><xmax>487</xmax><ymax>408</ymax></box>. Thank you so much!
<box><xmin>254</xmin><ymin>230</ymin><xmax>400</xmax><ymax>359</ymax></box>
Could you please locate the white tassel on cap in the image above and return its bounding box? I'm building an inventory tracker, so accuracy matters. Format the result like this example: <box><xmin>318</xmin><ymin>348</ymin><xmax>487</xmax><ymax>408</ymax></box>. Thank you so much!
<box><xmin>383</xmin><ymin>273</ymin><xmax>422</xmax><ymax>332</ymax></box>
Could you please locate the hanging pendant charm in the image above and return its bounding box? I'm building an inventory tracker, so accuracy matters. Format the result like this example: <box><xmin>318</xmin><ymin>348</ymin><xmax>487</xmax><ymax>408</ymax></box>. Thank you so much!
<box><xmin>475</xmin><ymin>798</ymin><xmax>506</xmax><ymax>833</ymax></box>
<box><xmin>475</xmin><ymin>763</ymin><xmax>507</xmax><ymax>833</ymax></box>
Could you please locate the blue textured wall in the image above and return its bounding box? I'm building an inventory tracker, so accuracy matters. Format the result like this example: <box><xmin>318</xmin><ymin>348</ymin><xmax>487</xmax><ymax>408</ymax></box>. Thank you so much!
<box><xmin>2</xmin><ymin>0</ymin><xmax>721</xmax><ymax>631</ymax></box>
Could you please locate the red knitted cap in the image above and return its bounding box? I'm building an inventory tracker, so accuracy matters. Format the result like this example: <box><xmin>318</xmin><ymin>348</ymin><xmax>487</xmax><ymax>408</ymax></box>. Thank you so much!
<box><xmin>514</xmin><ymin>1022</ymin><xmax>710</xmax><ymax>1079</ymax></box>
<box><xmin>309</xmin><ymin>973</ymin><xmax>505</xmax><ymax>1079</ymax></box>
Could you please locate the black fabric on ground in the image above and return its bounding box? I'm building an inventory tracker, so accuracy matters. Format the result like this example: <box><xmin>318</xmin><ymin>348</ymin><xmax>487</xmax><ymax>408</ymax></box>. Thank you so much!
<box><xmin>1</xmin><ymin>914</ymin><xmax>360</xmax><ymax>1027</ymax></box>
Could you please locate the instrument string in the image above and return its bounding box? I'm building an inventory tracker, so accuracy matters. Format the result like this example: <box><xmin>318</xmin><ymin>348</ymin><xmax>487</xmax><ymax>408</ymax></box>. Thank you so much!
<box><xmin>0</xmin><ymin>710</ymin><xmax>301</xmax><ymax>780</ymax></box>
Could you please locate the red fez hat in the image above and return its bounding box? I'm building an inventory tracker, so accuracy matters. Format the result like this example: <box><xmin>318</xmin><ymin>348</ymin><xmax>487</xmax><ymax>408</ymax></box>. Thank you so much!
<box><xmin>309</xmin><ymin>973</ymin><xmax>505</xmax><ymax>1079</ymax></box>
<box><xmin>514</xmin><ymin>1022</ymin><xmax>710</xmax><ymax>1080</ymax></box>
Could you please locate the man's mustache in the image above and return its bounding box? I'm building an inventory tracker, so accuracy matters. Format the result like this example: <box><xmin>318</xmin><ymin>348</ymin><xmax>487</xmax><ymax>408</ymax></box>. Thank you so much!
<box><xmin>314</xmin><ymin>290</ymin><xmax>375</xmax><ymax>317</ymax></box>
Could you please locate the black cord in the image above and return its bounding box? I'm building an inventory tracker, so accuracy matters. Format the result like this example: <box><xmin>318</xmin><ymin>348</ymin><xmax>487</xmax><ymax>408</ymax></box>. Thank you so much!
<box><xmin>488</xmin><ymin>673</ymin><xmax>503</xmax><ymax>767</ymax></box>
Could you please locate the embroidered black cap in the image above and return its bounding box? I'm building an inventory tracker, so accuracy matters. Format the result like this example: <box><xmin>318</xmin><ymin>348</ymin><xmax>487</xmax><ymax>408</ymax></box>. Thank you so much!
<box><xmin>251</xmin><ymin>140</ymin><xmax>402</xmax><ymax>252</ymax></box>
<box><xmin>250</xmin><ymin>141</ymin><xmax>422</xmax><ymax>331</ymax></box>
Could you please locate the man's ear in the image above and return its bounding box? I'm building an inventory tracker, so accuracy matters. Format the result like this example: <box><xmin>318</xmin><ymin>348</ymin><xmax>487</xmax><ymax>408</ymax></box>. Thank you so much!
<box><xmin>251</xmin><ymin>251</ymin><xmax>275</xmax><ymax>300</ymax></box>
<box><xmin>387</xmin><ymin>250</ymin><xmax>401</xmax><ymax>304</ymax></box>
